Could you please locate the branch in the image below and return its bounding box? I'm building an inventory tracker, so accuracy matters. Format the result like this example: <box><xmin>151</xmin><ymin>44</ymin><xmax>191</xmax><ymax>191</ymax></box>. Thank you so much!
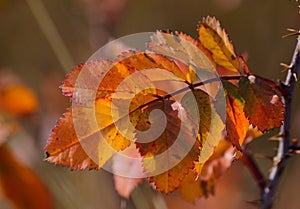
<box><xmin>138</xmin><ymin>75</ymin><xmax>243</xmax><ymax>110</ymax></box>
<box><xmin>289</xmin><ymin>145</ymin><xmax>300</xmax><ymax>152</ymax></box>
<box><xmin>240</xmin><ymin>150</ymin><xmax>266</xmax><ymax>191</ymax></box>
<box><xmin>260</xmin><ymin>34</ymin><xmax>300</xmax><ymax>209</ymax></box>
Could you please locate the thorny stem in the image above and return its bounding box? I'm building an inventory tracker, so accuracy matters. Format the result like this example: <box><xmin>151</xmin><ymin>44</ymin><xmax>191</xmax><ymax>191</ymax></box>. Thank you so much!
<box><xmin>260</xmin><ymin>35</ymin><xmax>300</xmax><ymax>209</ymax></box>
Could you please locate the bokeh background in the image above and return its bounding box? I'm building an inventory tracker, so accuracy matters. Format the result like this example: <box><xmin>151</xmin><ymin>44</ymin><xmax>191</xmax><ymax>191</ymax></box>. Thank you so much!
<box><xmin>1</xmin><ymin>0</ymin><xmax>300</xmax><ymax>208</ymax></box>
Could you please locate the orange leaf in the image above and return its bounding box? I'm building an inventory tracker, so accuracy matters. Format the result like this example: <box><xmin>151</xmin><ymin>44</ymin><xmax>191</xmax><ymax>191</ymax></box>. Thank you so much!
<box><xmin>48</xmin><ymin>51</ymin><xmax>189</xmax><ymax>170</ymax></box>
<box><xmin>136</xmin><ymin>100</ymin><xmax>200</xmax><ymax>193</ymax></box>
<box><xmin>0</xmin><ymin>85</ymin><xmax>38</xmax><ymax>116</ymax></box>
<box><xmin>0</xmin><ymin>145</ymin><xmax>52</xmax><ymax>209</ymax></box>
<box><xmin>181</xmin><ymin>89</ymin><xmax>224</xmax><ymax>173</ymax></box>
<box><xmin>51</xmin><ymin>50</ymin><xmax>217</xmax><ymax>170</ymax></box>
<box><xmin>223</xmin><ymin>81</ymin><xmax>249</xmax><ymax>149</ymax></box>
<box><xmin>179</xmin><ymin>139</ymin><xmax>234</xmax><ymax>202</ymax></box>
<box><xmin>148</xmin><ymin>31</ymin><xmax>216</xmax><ymax>73</ymax></box>
<box><xmin>179</xmin><ymin>169</ymin><xmax>215</xmax><ymax>202</ymax></box>
<box><xmin>239</xmin><ymin>75</ymin><xmax>284</xmax><ymax>132</ymax></box>
<box><xmin>45</xmin><ymin>98</ymin><xmax>138</xmax><ymax>170</ymax></box>
<box><xmin>45</xmin><ymin>108</ymin><xmax>99</xmax><ymax>170</ymax></box>
<box><xmin>148</xmin><ymin>31</ymin><xmax>220</xmax><ymax>98</ymax></box>
<box><xmin>61</xmin><ymin>52</ymin><xmax>188</xmax><ymax>100</ymax></box>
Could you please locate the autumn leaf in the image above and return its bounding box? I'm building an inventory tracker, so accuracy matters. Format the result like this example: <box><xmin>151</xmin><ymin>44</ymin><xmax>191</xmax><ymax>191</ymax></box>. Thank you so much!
<box><xmin>181</xmin><ymin>89</ymin><xmax>224</xmax><ymax>173</ymax></box>
<box><xmin>148</xmin><ymin>31</ymin><xmax>216</xmax><ymax>73</ymax></box>
<box><xmin>146</xmin><ymin>141</ymin><xmax>199</xmax><ymax>194</ymax></box>
<box><xmin>0</xmin><ymin>145</ymin><xmax>52</xmax><ymax>209</ymax></box>
<box><xmin>136</xmin><ymin>100</ymin><xmax>200</xmax><ymax>193</ymax></box>
<box><xmin>0</xmin><ymin>84</ymin><xmax>38</xmax><ymax>116</ymax></box>
<box><xmin>148</xmin><ymin>31</ymin><xmax>220</xmax><ymax>98</ymax></box>
<box><xmin>198</xmin><ymin>16</ymin><xmax>241</xmax><ymax>73</ymax></box>
<box><xmin>223</xmin><ymin>81</ymin><xmax>249</xmax><ymax>149</ymax></box>
<box><xmin>239</xmin><ymin>75</ymin><xmax>284</xmax><ymax>132</ymax></box>
<box><xmin>179</xmin><ymin>170</ymin><xmax>215</xmax><ymax>202</ymax></box>
<box><xmin>61</xmin><ymin>51</ymin><xmax>188</xmax><ymax>101</ymax></box>
<box><xmin>45</xmin><ymin>108</ymin><xmax>99</xmax><ymax>170</ymax></box>
<box><xmin>49</xmin><ymin>46</ymin><xmax>220</xmax><ymax>171</ymax></box>
<box><xmin>45</xmin><ymin>97</ymin><xmax>137</xmax><ymax>170</ymax></box>
<box><xmin>179</xmin><ymin>139</ymin><xmax>234</xmax><ymax>202</ymax></box>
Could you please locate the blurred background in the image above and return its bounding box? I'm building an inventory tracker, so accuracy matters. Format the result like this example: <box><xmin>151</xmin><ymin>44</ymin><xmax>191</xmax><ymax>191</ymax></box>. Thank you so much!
<box><xmin>0</xmin><ymin>0</ymin><xmax>300</xmax><ymax>208</ymax></box>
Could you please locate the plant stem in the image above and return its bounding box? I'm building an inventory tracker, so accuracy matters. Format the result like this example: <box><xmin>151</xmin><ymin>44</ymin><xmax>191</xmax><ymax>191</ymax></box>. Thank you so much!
<box><xmin>240</xmin><ymin>150</ymin><xmax>266</xmax><ymax>191</ymax></box>
<box><xmin>138</xmin><ymin>75</ymin><xmax>242</xmax><ymax>110</ymax></box>
<box><xmin>260</xmin><ymin>35</ymin><xmax>300</xmax><ymax>209</ymax></box>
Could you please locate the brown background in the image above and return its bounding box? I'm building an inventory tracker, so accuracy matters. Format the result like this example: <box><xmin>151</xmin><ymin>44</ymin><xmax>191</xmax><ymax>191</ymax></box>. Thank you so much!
<box><xmin>1</xmin><ymin>0</ymin><xmax>300</xmax><ymax>208</ymax></box>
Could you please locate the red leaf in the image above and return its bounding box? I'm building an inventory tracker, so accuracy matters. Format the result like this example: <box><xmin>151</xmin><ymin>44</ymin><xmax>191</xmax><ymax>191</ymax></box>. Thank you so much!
<box><xmin>239</xmin><ymin>75</ymin><xmax>284</xmax><ymax>132</ymax></box>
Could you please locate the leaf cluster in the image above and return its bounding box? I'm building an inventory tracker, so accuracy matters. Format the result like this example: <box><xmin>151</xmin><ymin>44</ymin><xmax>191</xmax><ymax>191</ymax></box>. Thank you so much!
<box><xmin>45</xmin><ymin>17</ymin><xmax>285</xmax><ymax>201</ymax></box>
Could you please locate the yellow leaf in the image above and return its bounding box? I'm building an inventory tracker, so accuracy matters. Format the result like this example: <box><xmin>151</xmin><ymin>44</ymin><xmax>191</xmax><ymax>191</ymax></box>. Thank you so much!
<box><xmin>181</xmin><ymin>89</ymin><xmax>225</xmax><ymax>173</ymax></box>
<box><xmin>148</xmin><ymin>31</ymin><xmax>216</xmax><ymax>72</ymax></box>
<box><xmin>179</xmin><ymin>140</ymin><xmax>234</xmax><ymax>202</ymax></box>
<box><xmin>223</xmin><ymin>81</ymin><xmax>250</xmax><ymax>149</ymax></box>
<box><xmin>198</xmin><ymin>16</ymin><xmax>240</xmax><ymax>73</ymax></box>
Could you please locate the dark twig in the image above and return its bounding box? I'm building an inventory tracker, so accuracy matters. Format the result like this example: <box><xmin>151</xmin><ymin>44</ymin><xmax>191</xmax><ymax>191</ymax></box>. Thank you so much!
<box><xmin>290</xmin><ymin>145</ymin><xmax>300</xmax><ymax>151</ymax></box>
<box><xmin>260</xmin><ymin>34</ymin><xmax>300</xmax><ymax>209</ymax></box>
<box><xmin>240</xmin><ymin>150</ymin><xmax>266</xmax><ymax>191</ymax></box>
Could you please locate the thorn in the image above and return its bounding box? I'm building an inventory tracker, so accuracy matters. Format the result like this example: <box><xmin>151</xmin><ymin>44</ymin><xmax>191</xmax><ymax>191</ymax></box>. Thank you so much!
<box><xmin>269</xmin><ymin>133</ymin><xmax>283</xmax><ymax>141</ymax></box>
<box><xmin>293</xmin><ymin>73</ymin><xmax>298</xmax><ymax>81</ymax></box>
<box><xmin>280</xmin><ymin>62</ymin><xmax>291</xmax><ymax>69</ymax></box>
<box><xmin>282</xmin><ymin>29</ymin><xmax>300</xmax><ymax>38</ymax></box>
<box><xmin>280</xmin><ymin>63</ymin><xmax>292</xmax><ymax>72</ymax></box>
